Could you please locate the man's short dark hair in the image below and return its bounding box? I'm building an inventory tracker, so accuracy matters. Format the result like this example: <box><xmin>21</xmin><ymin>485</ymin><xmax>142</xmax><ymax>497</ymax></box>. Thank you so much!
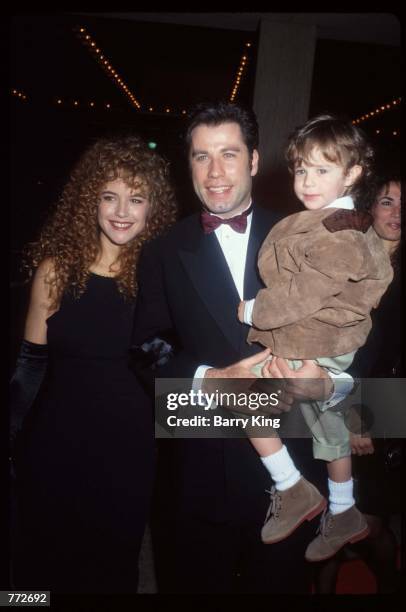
<box><xmin>185</xmin><ymin>101</ymin><xmax>259</xmax><ymax>159</ymax></box>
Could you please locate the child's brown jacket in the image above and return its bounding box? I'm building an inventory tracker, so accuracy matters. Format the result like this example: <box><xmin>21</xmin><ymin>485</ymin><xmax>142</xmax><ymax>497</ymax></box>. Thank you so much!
<box><xmin>248</xmin><ymin>208</ymin><xmax>393</xmax><ymax>359</ymax></box>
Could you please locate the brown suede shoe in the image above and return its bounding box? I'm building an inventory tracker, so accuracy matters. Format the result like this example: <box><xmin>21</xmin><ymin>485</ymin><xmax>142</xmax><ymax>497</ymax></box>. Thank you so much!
<box><xmin>261</xmin><ymin>477</ymin><xmax>327</xmax><ymax>544</ymax></box>
<box><xmin>305</xmin><ymin>505</ymin><xmax>370</xmax><ymax>562</ymax></box>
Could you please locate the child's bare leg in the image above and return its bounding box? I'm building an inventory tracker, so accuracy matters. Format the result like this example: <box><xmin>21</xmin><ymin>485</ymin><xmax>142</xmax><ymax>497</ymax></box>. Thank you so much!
<box><xmin>327</xmin><ymin>456</ymin><xmax>355</xmax><ymax>514</ymax></box>
<box><xmin>327</xmin><ymin>456</ymin><xmax>352</xmax><ymax>482</ymax></box>
<box><xmin>250</xmin><ymin>436</ymin><xmax>283</xmax><ymax>457</ymax></box>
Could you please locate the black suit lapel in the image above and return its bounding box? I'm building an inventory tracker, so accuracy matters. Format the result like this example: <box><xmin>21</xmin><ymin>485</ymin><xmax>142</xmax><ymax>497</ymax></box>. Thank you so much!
<box><xmin>178</xmin><ymin>218</ymin><xmax>242</xmax><ymax>352</ymax></box>
<box><xmin>239</xmin><ymin>206</ymin><xmax>281</xmax><ymax>357</ymax></box>
<box><xmin>244</xmin><ymin>206</ymin><xmax>275</xmax><ymax>299</ymax></box>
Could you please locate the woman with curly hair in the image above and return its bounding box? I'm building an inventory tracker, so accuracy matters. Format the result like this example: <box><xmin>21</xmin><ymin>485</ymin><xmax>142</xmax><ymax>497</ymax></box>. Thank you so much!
<box><xmin>11</xmin><ymin>134</ymin><xmax>177</xmax><ymax>593</ymax></box>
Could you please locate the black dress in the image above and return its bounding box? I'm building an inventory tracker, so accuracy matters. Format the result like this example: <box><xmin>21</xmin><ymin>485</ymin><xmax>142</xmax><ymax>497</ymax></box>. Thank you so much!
<box><xmin>14</xmin><ymin>273</ymin><xmax>155</xmax><ymax>593</ymax></box>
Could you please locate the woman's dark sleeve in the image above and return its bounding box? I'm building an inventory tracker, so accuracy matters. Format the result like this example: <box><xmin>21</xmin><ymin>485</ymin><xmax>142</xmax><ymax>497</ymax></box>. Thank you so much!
<box><xmin>9</xmin><ymin>339</ymin><xmax>48</xmax><ymax>473</ymax></box>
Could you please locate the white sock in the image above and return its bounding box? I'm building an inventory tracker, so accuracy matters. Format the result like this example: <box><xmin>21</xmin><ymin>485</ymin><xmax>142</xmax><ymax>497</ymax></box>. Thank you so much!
<box><xmin>260</xmin><ymin>445</ymin><xmax>301</xmax><ymax>491</ymax></box>
<box><xmin>328</xmin><ymin>478</ymin><xmax>355</xmax><ymax>514</ymax></box>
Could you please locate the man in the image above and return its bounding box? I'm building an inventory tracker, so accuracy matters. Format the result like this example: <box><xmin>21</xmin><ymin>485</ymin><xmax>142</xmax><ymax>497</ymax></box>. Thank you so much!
<box><xmin>132</xmin><ymin>101</ymin><xmax>351</xmax><ymax>593</ymax></box>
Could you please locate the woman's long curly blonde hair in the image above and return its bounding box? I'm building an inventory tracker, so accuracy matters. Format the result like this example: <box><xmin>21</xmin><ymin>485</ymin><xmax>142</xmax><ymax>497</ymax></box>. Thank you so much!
<box><xmin>24</xmin><ymin>134</ymin><xmax>177</xmax><ymax>309</ymax></box>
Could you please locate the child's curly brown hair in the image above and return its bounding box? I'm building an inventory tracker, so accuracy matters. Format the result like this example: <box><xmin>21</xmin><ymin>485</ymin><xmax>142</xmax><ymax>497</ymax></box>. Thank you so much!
<box><xmin>285</xmin><ymin>113</ymin><xmax>375</xmax><ymax>209</ymax></box>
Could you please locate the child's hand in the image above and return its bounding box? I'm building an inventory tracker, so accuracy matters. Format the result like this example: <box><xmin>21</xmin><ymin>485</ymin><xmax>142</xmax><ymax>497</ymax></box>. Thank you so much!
<box><xmin>350</xmin><ymin>432</ymin><xmax>374</xmax><ymax>456</ymax></box>
<box><xmin>238</xmin><ymin>301</ymin><xmax>246</xmax><ymax>323</ymax></box>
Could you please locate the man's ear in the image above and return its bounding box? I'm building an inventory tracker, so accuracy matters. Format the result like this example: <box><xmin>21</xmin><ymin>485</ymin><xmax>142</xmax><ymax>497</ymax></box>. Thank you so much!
<box><xmin>344</xmin><ymin>164</ymin><xmax>362</xmax><ymax>188</ymax></box>
<box><xmin>251</xmin><ymin>149</ymin><xmax>259</xmax><ymax>177</ymax></box>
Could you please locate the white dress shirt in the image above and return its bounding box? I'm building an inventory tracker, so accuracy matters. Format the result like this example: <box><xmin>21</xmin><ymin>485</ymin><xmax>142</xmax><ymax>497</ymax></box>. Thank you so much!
<box><xmin>212</xmin><ymin>206</ymin><xmax>253</xmax><ymax>300</ymax></box>
<box><xmin>194</xmin><ymin>201</ymin><xmax>253</xmax><ymax>383</ymax></box>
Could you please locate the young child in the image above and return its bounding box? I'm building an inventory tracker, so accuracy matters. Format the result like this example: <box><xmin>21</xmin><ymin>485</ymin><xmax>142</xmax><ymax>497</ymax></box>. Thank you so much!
<box><xmin>238</xmin><ymin>114</ymin><xmax>393</xmax><ymax>561</ymax></box>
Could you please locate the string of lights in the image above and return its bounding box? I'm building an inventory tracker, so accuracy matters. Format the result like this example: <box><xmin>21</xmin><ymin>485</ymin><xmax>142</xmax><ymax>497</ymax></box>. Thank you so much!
<box><xmin>230</xmin><ymin>42</ymin><xmax>251</xmax><ymax>102</ymax></box>
<box><xmin>12</xmin><ymin>33</ymin><xmax>399</xmax><ymax>129</ymax></box>
<box><xmin>54</xmin><ymin>98</ymin><xmax>112</xmax><ymax>109</ymax></box>
<box><xmin>352</xmin><ymin>97</ymin><xmax>401</xmax><ymax>125</ymax></box>
<box><xmin>147</xmin><ymin>106</ymin><xmax>187</xmax><ymax>115</ymax></box>
<box><xmin>11</xmin><ymin>89</ymin><xmax>28</xmax><ymax>101</ymax></box>
<box><xmin>373</xmin><ymin>128</ymin><xmax>398</xmax><ymax>136</ymax></box>
<box><xmin>11</xmin><ymin>89</ymin><xmax>401</xmax><ymax>135</ymax></box>
<box><xmin>10</xmin><ymin>91</ymin><xmax>191</xmax><ymax>114</ymax></box>
<box><xmin>73</xmin><ymin>25</ymin><xmax>141</xmax><ymax>110</ymax></box>
<box><xmin>12</xmin><ymin>35</ymin><xmax>254</xmax><ymax>113</ymax></box>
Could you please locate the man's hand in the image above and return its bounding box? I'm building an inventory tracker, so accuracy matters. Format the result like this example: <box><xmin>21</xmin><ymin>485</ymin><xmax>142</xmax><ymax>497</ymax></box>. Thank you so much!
<box><xmin>350</xmin><ymin>433</ymin><xmax>374</xmax><ymax>456</ymax></box>
<box><xmin>204</xmin><ymin>348</ymin><xmax>271</xmax><ymax>382</ymax></box>
<box><xmin>237</xmin><ymin>300</ymin><xmax>247</xmax><ymax>323</ymax></box>
<box><xmin>203</xmin><ymin>349</ymin><xmax>294</xmax><ymax>414</ymax></box>
<box><xmin>262</xmin><ymin>356</ymin><xmax>334</xmax><ymax>402</ymax></box>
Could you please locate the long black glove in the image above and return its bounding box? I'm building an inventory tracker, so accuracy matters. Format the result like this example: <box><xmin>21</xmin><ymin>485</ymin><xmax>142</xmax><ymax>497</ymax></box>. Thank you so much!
<box><xmin>10</xmin><ymin>339</ymin><xmax>48</xmax><ymax>476</ymax></box>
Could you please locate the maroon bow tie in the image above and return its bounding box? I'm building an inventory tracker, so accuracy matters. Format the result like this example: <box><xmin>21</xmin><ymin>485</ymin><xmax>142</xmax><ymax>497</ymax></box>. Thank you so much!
<box><xmin>201</xmin><ymin>205</ymin><xmax>252</xmax><ymax>234</ymax></box>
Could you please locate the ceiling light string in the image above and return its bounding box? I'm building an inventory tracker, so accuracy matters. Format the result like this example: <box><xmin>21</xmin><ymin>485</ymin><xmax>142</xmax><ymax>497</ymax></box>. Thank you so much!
<box><xmin>230</xmin><ymin>42</ymin><xmax>251</xmax><ymax>102</ymax></box>
<box><xmin>54</xmin><ymin>97</ymin><xmax>111</xmax><ymax>109</ymax></box>
<box><xmin>352</xmin><ymin>97</ymin><xmax>401</xmax><ymax>125</ymax></box>
<box><xmin>11</xmin><ymin>88</ymin><xmax>28</xmax><ymax>101</ymax></box>
<box><xmin>73</xmin><ymin>25</ymin><xmax>142</xmax><ymax>110</ymax></box>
